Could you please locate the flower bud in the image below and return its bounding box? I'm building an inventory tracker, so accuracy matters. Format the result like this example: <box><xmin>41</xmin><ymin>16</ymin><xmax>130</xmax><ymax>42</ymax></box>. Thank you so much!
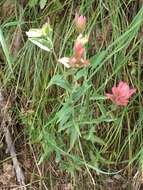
<box><xmin>74</xmin><ymin>13</ymin><xmax>86</xmax><ymax>33</ymax></box>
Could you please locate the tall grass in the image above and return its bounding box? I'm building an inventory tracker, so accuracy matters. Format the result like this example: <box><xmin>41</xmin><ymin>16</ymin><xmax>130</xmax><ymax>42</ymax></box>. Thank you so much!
<box><xmin>1</xmin><ymin>0</ymin><xmax>143</xmax><ymax>187</ymax></box>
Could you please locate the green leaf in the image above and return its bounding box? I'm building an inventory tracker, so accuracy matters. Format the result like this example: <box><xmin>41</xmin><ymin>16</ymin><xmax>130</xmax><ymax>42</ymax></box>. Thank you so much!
<box><xmin>38</xmin><ymin>146</ymin><xmax>53</xmax><ymax>164</ymax></box>
<box><xmin>97</xmin><ymin>103</ymin><xmax>107</xmax><ymax>116</ymax></box>
<box><xmin>29</xmin><ymin>0</ymin><xmax>39</xmax><ymax>7</ymax></box>
<box><xmin>69</xmin><ymin>128</ymin><xmax>78</xmax><ymax>152</ymax></box>
<box><xmin>85</xmin><ymin>127</ymin><xmax>105</xmax><ymax>145</ymax></box>
<box><xmin>90</xmin><ymin>51</ymin><xmax>106</xmax><ymax>69</ymax></box>
<box><xmin>58</xmin><ymin>121</ymin><xmax>73</xmax><ymax>132</ymax></box>
<box><xmin>72</xmin><ymin>84</ymin><xmax>91</xmax><ymax>103</ymax></box>
<box><xmin>75</xmin><ymin>68</ymin><xmax>87</xmax><ymax>80</ymax></box>
<box><xmin>56</xmin><ymin>102</ymin><xmax>73</xmax><ymax>127</ymax></box>
<box><xmin>29</xmin><ymin>38</ymin><xmax>52</xmax><ymax>52</ymax></box>
<box><xmin>90</xmin><ymin>94</ymin><xmax>107</xmax><ymax>100</ymax></box>
<box><xmin>0</xmin><ymin>27</ymin><xmax>13</xmax><ymax>73</ymax></box>
<box><xmin>49</xmin><ymin>75</ymin><xmax>72</xmax><ymax>91</ymax></box>
<box><xmin>53</xmin><ymin>0</ymin><xmax>62</xmax><ymax>8</ymax></box>
<box><xmin>40</xmin><ymin>0</ymin><xmax>47</xmax><ymax>9</ymax></box>
<box><xmin>55</xmin><ymin>150</ymin><xmax>61</xmax><ymax>163</ymax></box>
<box><xmin>74</xmin><ymin>123</ymin><xmax>81</xmax><ymax>137</ymax></box>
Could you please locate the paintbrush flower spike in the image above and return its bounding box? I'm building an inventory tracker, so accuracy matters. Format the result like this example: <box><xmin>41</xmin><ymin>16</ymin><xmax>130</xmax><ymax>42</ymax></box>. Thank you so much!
<box><xmin>105</xmin><ymin>81</ymin><xmax>136</xmax><ymax>106</ymax></box>
<box><xmin>58</xmin><ymin>34</ymin><xmax>89</xmax><ymax>68</ymax></box>
<box><xmin>75</xmin><ymin>13</ymin><xmax>86</xmax><ymax>33</ymax></box>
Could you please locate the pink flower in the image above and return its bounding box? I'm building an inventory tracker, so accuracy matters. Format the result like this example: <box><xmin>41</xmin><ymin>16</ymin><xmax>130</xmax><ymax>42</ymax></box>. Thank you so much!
<box><xmin>105</xmin><ymin>81</ymin><xmax>136</xmax><ymax>106</ymax></box>
<box><xmin>69</xmin><ymin>39</ymin><xmax>89</xmax><ymax>68</ymax></box>
<box><xmin>58</xmin><ymin>34</ymin><xmax>89</xmax><ymax>68</ymax></box>
<box><xmin>73</xmin><ymin>42</ymin><xmax>84</xmax><ymax>58</ymax></box>
<box><xmin>75</xmin><ymin>13</ymin><xmax>86</xmax><ymax>33</ymax></box>
<box><xmin>70</xmin><ymin>56</ymin><xmax>90</xmax><ymax>68</ymax></box>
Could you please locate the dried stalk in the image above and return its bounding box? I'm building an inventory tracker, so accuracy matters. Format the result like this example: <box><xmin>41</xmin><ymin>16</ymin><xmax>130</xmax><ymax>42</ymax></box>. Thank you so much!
<box><xmin>0</xmin><ymin>90</ymin><xmax>26</xmax><ymax>189</ymax></box>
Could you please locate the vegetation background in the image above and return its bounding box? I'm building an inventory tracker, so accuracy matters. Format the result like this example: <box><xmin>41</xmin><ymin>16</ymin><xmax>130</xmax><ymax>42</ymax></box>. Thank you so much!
<box><xmin>0</xmin><ymin>0</ymin><xmax>143</xmax><ymax>189</ymax></box>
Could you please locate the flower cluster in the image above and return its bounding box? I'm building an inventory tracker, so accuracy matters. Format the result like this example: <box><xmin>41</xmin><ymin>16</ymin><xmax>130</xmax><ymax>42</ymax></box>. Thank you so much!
<box><xmin>26</xmin><ymin>14</ymin><xmax>137</xmax><ymax>106</ymax></box>
<box><xmin>69</xmin><ymin>34</ymin><xmax>89</xmax><ymax>68</ymax></box>
<box><xmin>105</xmin><ymin>81</ymin><xmax>136</xmax><ymax>106</ymax></box>
<box><xmin>58</xmin><ymin>13</ymin><xmax>89</xmax><ymax>68</ymax></box>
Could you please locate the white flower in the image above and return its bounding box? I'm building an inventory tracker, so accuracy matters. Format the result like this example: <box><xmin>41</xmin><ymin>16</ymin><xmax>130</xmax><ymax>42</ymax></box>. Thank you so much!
<box><xmin>26</xmin><ymin>29</ymin><xmax>42</xmax><ymax>38</ymax></box>
<box><xmin>58</xmin><ymin>57</ymin><xmax>71</xmax><ymax>68</ymax></box>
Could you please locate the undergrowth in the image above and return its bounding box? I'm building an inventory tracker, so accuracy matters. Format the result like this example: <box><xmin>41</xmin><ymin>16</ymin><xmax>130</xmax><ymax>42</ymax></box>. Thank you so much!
<box><xmin>0</xmin><ymin>0</ymin><xmax>143</xmax><ymax>188</ymax></box>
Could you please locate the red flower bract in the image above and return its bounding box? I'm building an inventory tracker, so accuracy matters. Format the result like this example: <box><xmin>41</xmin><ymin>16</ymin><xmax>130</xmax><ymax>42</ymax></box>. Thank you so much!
<box><xmin>105</xmin><ymin>81</ymin><xmax>136</xmax><ymax>106</ymax></box>
<box><xmin>58</xmin><ymin>34</ymin><xmax>89</xmax><ymax>68</ymax></box>
<box><xmin>69</xmin><ymin>40</ymin><xmax>89</xmax><ymax>68</ymax></box>
<box><xmin>74</xmin><ymin>42</ymin><xmax>84</xmax><ymax>58</ymax></box>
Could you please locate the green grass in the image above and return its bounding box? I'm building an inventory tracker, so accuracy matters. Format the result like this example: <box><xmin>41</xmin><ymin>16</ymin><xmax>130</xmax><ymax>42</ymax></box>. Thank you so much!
<box><xmin>1</xmin><ymin>0</ymin><xmax>143</xmax><ymax>188</ymax></box>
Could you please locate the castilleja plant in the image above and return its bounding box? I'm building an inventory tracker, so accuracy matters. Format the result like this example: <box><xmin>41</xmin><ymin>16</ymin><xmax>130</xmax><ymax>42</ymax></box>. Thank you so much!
<box><xmin>26</xmin><ymin>13</ymin><xmax>89</xmax><ymax>69</ymax></box>
<box><xmin>105</xmin><ymin>81</ymin><xmax>136</xmax><ymax>106</ymax></box>
<box><xmin>59</xmin><ymin>34</ymin><xmax>89</xmax><ymax>68</ymax></box>
<box><xmin>70</xmin><ymin>37</ymin><xmax>90</xmax><ymax>67</ymax></box>
<box><xmin>74</xmin><ymin>13</ymin><xmax>86</xmax><ymax>33</ymax></box>
<box><xmin>58</xmin><ymin>13</ymin><xmax>90</xmax><ymax>69</ymax></box>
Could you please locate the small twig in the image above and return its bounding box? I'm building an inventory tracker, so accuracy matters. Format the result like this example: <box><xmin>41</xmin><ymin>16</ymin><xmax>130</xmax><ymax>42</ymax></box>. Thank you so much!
<box><xmin>0</xmin><ymin>90</ymin><xmax>26</xmax><ymax>189</ymax></box>
<box><xmin>4</xmin><ymin>127</ymin><xmax>25</xmax><ymax>187</ymax></box>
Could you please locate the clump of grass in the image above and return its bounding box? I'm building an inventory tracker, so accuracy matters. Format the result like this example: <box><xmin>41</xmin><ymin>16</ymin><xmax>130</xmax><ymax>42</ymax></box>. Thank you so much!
<box><xmin>0</xmin><ymin>0</ymin><xmax>143</xmax><ymax>188</ymax></box>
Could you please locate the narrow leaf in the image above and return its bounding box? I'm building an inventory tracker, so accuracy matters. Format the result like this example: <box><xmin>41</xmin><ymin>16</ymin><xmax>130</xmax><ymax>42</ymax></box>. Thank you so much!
<box><xmin>29</xmin><ymin>38</ymin><xmax>52</xmax><ymax>52</ymax></box>
<box><xmin>40</xmin><ymin>0</ymin><xmax>47</xmax><ymax>9</ymax></box>
<box><xmin>0</xmin><ymin>27</ymin><xmax>13</xmax><ymax>73</ymax></box>
<box><xmin>49</xmin><ymin>75</ymin><xmax>72</xmax><ymax>91</ymax></box>
<box><xmin>90</xmin><ymin>51</ymin><xmax>106</xmax><ymax>69</ymax></box>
